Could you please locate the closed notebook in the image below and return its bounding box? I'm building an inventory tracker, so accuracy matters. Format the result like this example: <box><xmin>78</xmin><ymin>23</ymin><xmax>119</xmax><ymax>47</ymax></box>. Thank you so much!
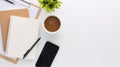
<box><xmin>6</xmin><ymin>16</ymin><xmax>40</xmax><ymax>60</ymax></box>
<box><xmin>0</xmin><ymin>8</ymin><xmax>29</xmax><ymax>51</ymax></box>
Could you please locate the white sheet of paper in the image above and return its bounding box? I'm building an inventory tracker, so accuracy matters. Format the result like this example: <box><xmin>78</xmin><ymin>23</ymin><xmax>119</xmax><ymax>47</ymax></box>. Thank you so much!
<box><xmin>0</xmin><ymin>24</ymin><xmax>4</xmax><ymax>55</ymax></box>
<box><xmin>0</xmin><ymin>0</ymin><xmax>39</xmax><ymax>18</ymax></box>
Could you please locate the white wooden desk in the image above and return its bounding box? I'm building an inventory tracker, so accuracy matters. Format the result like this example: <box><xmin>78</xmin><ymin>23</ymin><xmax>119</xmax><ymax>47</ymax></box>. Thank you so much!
<box><xmin>1</xmin><ymin>0</ymin><xmax>120</xmax><ymax>67</ymax></box>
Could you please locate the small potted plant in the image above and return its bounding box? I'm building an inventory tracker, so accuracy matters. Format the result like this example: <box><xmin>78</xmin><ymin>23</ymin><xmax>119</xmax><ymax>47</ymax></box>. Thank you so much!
<box><xmin>38</xmin><ymin>0</ymin><xmax>62</xmax><ymax>13</ymax></box>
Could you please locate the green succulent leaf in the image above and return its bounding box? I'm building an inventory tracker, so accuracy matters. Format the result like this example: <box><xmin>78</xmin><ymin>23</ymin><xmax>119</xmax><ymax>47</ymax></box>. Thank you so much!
<box><xmin>38</xmin><ymin>0</ymin><xmax>62</xmax><ymax>13</ymax></box>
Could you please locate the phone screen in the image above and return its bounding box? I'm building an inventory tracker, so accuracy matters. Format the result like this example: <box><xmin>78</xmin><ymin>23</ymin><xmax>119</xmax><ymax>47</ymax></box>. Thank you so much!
<box><xmin>36</xmin><ymin>41</ymin><xmax>59</xmax><ymax>67</ymax></box>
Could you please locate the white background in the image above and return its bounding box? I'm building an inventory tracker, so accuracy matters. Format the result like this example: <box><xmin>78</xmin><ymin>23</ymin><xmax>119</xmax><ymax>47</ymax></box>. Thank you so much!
<box><xmin>1</xmin><ymin>0</ymin><xmax>120</xmax><ymax>67</ymax></box>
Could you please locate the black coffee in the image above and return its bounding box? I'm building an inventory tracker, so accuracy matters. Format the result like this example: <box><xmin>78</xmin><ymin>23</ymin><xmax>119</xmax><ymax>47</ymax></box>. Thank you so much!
<box><xmin>44</xmin><ymin>16</ymin><xmax>61</xmax><ymax>32</ymax></box>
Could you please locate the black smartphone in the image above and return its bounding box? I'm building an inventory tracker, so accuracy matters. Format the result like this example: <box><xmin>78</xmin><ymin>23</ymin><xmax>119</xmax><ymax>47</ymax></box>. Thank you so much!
<box><xmin>35</xmin><ymin>41</ymin><xmax>59</xmax><ymax>67</ymax></box>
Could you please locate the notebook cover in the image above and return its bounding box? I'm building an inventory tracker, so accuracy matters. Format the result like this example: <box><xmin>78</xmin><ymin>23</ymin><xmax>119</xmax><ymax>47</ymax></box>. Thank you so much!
<box><xmin>6</xmin><ymin>16</ymin><xmax>40</xmax><ymax>60</ymax></box>
<box><xmin>0</xmin><ymin>8</ymin><xmax>29</xmax><ymax>51</ymax></box>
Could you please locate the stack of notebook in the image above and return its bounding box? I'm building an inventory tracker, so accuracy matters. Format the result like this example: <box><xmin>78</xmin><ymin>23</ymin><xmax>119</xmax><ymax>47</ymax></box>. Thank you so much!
<box><xmin>0</xmin><ymin>8</ymin><xmax>41</xmax><ymax>62</ymax></box>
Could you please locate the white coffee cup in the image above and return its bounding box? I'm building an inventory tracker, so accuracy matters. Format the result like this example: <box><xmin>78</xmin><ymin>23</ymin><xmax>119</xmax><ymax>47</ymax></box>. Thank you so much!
<box><xmin>43</xmin><ymin>16</ymin><xmax>61</xmax><ymax>34</ymax></box>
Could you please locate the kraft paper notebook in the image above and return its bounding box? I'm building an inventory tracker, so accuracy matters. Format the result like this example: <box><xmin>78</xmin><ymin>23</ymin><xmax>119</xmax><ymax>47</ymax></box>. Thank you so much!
<box><xmin>6</xmin><ymin>16</ymin><xmax>40</xmax><ymax>60</ymax></box>
<box><xmin>0</xmin><ymin>8</ymin><xmax>29</xmax><ymax>64</ymax></box>
<box><xmin>0</xmin><ymin>8</ymin><xmax>29</xmax><ymax>51</ymax></box>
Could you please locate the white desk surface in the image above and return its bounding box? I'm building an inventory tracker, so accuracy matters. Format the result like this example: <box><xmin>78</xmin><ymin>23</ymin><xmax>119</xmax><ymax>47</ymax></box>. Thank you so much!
<box><xmin>1</xmin><ymin>0</ymin><xmax>120</xmax><ymax>67</ymax></box>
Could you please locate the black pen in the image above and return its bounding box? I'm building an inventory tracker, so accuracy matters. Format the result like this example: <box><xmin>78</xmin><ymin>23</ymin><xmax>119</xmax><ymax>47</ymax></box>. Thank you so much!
<box><xmin>21</xmin><ymin>0</ymin><xmax>30</xmax><ymax>4</ymax></box>
<box><xmin>23</xmin><ymin>37</ymin><xmax>41</xmax><ymax>59</ymax></box>
<box><xmin>5</xmin><ymin>0</ymin><xmax>15</xmax><ymax>5</ymax></box>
